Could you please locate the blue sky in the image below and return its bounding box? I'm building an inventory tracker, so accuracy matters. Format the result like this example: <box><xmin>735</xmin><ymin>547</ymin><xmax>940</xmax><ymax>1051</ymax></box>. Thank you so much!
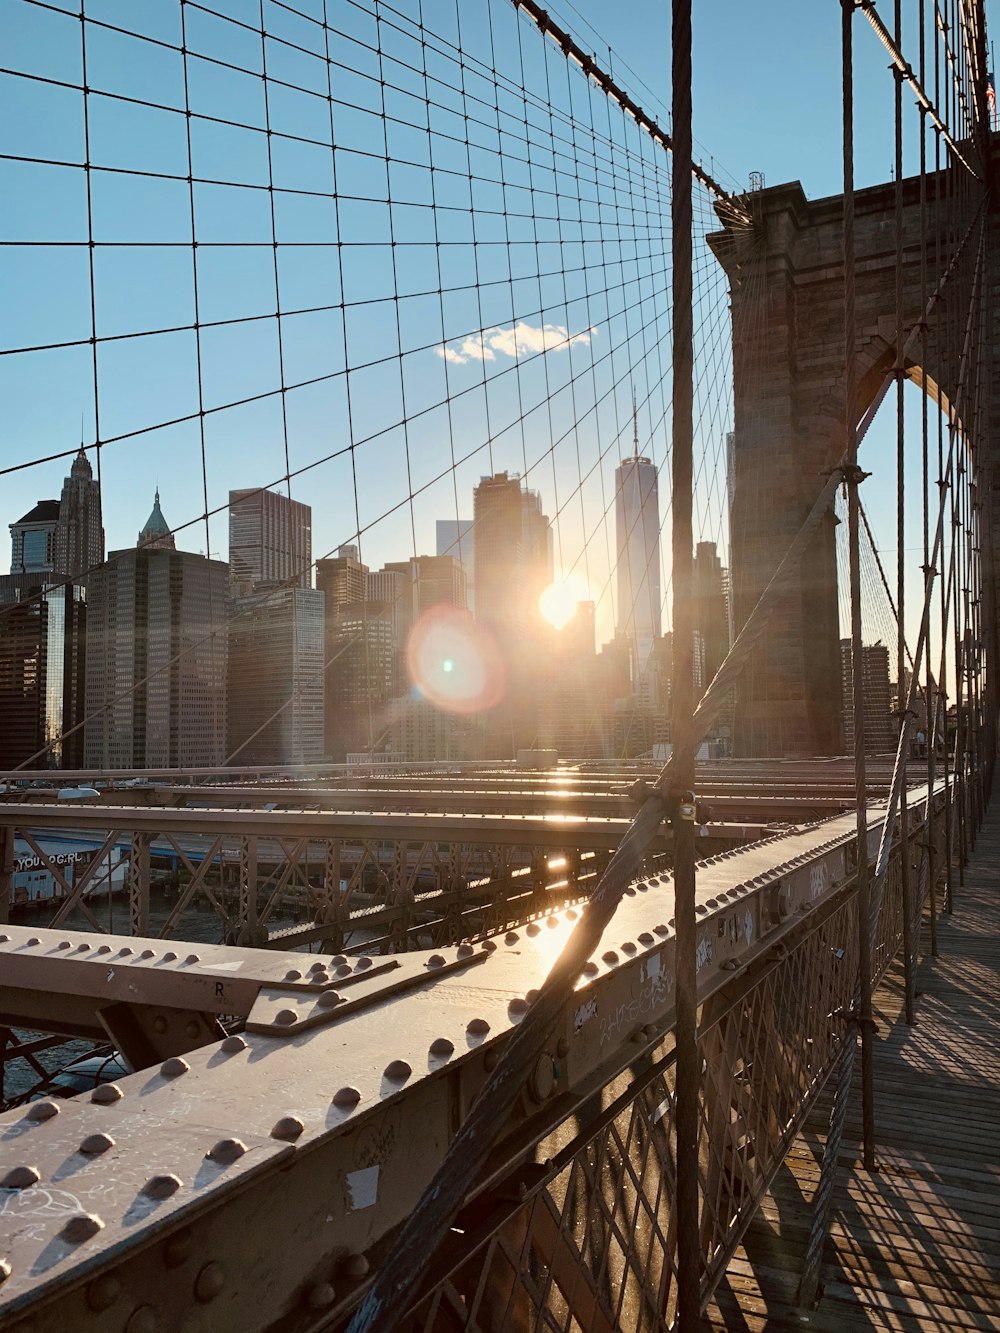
<box><xmin>1</xmin><ymin>0</ymin><xmax>990</xmax><ymax>655</ymax></box>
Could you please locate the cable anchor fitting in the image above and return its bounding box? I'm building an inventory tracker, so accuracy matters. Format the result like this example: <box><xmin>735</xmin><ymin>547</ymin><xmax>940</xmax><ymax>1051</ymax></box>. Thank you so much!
<box><xmin>839</xmin><ymin>463</ymin><xmax>871</xmax><ymax>487</ymax></box>
<box><xmin>627</xmin><ymin>782</ymin><xmax>700</xmax><ymax>824</ymax></box>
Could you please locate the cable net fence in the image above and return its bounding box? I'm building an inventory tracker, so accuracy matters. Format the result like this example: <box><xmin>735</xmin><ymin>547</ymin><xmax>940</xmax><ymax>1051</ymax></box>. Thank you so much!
<box><xmin>385</xmin><ymin>809</ymin><xmax>941</xmax><ymax>1333</ymax></box>
<box><xmin>1</xmin><ymin>0</ymin><xmax>742</xmax><ymax>773</ymax></box>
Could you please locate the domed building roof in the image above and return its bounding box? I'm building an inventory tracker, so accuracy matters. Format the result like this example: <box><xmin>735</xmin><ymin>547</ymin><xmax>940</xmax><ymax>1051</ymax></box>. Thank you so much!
<box><xmin>137</xmin><ymin>489</ymin><xmax>175</xmax><ymax>550</ymax></box>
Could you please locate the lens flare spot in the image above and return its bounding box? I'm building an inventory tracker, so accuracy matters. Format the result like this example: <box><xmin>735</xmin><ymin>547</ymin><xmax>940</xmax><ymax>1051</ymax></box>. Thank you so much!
<box><xmin>407</xmin><ymin>607</ymin><xmax>506</xmax><ymax>714</ymax></box>
<box><xmin>539</xmin><ymin>577</ymin><xmax>588</xmax><ymax>630</ymax></box>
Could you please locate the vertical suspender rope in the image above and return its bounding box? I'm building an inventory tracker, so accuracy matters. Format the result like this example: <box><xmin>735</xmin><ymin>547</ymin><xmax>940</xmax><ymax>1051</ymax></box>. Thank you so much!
<box><xmin>842</xmin><ymin>0</ymin><xmax>878</xmax><ymax>1174</ymax></box>
<box><xmin>935</xmin><ymin>0</ymin><xmax>954</xmax><ymax>932</ymax></box>
<box><xmin>670</xmin><ymin>0</ymin><xmax>700</xmax><ymax>1327</ymax></box>
<box><xmin>893</xmin><ymin>0</ymin><xmax>915</xmax><ymax>1027</ymax></box>
<box><xmin>919</xmin><ymin>0</ymin><xmax>940</xmax><ymax>962</ymax></box>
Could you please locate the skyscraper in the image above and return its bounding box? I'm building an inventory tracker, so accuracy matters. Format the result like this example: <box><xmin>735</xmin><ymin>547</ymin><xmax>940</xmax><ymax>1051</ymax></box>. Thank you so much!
<box><xmin>436</xmin><ymin>518</ymin><xmax>475</xmax><ymax>612</ymax></box>
<box><xmin>472</xmin><ymin>472</ymin><xmax>553</xmax><ymax>757</ymax></box>
<box><xmin>692</xmin><ymin>541</ymin><xmax>730</xmax><ymax>688</ymax></box>
<box><xmin>0</xmin><ymin>577</ymin><xmax>86</xmax><ymax>769</ymax></box>
<box><xmin>384</xmin><ymin>555</ymin><xmax>467</xmax><ymax>631</ymax></box>
<box><xmin>2</xmin><ymin>449</ymin><xmax>101</xmax><ymax>769</ymax></box>
<box><xmin>9</xmin><ymin>448</ymin><xmax>104</xmax><ymax>588</ymax></box>
<box><xmin>84</xmin><ymin>492</ymin><xmax>228</xmax><ymax>768</ymax></box>
<box><xmin>315</xmin><ymin>545</ymin><xmax>368</xmax><ymax>614</ymax></box>
<box><xmin>137</xmin><ymin>490</ymin><xmax>174</xmax><ymax>550</ymax></box>
<box><xmin>10</xmin><ymin>501</ymin><xmax>60</xmax><ymax>580</ymax></box>
<box><xmin>324</xmin><ymin>599</ymin><xmax>395</xmax><ymax>760</ymax></box>
<box><xmin>840</xmin><ymin>639</ymin><xmax>893</xmax><ymax>755</ymax></box>
<box><xmin>55</xmin><ymin>447</ymin><xmax>104</xmax><ymax>584</ymax></box>
<box><xmin>473</xmin><ymin>473</ymin><xmax>552</xmax><ymax>633</ymax></box>
<box><xmin>229</xmin><ymin>488</ymin><xmax>312</xmax><ymax>592</ymax></box>
<box><xmin>614</xmin><ymin>454</ymin><xmax>662</xmax><ymax>647</ymax></box>
<box><xmin>227</xmin><ymin>585</ymin><xmax>325</xmax><ymax>766</ymax></box>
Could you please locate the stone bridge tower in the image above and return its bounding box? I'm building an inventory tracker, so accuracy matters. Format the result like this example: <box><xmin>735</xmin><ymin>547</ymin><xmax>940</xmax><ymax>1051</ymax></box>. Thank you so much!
<box><xmin>708</xmin><ymin>153</ymin><xmax>997</xmax><ymax>758</ymax></box>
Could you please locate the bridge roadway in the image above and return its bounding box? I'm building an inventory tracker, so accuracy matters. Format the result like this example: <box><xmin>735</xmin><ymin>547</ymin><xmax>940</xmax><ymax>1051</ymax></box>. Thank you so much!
<box><xmin>0</xmin><ymin>783</ymin><xmax>935</xmax><ymax>1330</ymax></box>
<box><xmin>704</xmin><ymin>800</ymin><xmax>1000</xmax><ymax>1332</ymax></box>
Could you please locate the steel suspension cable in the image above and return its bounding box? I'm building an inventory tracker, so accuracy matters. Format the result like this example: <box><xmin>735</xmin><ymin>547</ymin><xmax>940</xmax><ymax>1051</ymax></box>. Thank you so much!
<box><xmin>669</xmin><ymin>0</ymin><xmax>699</xmax><ymax>1323</ymax></box>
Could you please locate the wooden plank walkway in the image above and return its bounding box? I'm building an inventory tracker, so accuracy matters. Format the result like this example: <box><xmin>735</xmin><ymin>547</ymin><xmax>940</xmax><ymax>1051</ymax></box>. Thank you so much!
<box><xmin>702</xmin><ymin>798</ymin><xmax>1000</xmax><ymax>1332</ymax></box>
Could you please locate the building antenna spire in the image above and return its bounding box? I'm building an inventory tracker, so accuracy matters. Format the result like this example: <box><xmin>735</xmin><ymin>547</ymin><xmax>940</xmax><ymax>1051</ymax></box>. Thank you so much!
<box><xmin>632</xmin><ymin>388</ymin><xmax>639</xmax><ymax>458</ymax></box>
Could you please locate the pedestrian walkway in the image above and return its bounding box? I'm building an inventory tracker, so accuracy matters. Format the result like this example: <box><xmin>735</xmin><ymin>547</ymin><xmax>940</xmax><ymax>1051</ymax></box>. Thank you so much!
<box><xmin>703</xmin><ymin>797</ymin><xmax>1000</xmax><ymax>1331</ymax></box>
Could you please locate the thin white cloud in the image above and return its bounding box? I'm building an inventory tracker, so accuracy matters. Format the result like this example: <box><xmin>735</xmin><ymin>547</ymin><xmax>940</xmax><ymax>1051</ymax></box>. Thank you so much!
<box><xmin>435</xmin><ymin>320</ymin><xmax>596</xmax><ymax>366</ymax></box>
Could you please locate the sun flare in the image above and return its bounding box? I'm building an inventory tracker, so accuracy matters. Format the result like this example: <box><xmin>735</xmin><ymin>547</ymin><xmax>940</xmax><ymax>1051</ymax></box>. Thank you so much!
<box><xmin>539</xmin><ymin>577</ymin><xmax>588</xmax><ymax>631</ymax></box>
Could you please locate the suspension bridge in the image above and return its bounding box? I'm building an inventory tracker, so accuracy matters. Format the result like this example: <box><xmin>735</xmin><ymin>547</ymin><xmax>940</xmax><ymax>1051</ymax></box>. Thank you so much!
<box><xmin>0</xmin><ymin>0</ymin><xmax>997</xmax><ymax>1329</ymax></box>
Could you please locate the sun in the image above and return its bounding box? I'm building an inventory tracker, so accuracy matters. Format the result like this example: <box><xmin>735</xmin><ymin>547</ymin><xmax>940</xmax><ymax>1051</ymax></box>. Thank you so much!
<box><xmin>539</xmin><ymin>577</ymin><xmax>587</xmax><ymax>630</ymax></box>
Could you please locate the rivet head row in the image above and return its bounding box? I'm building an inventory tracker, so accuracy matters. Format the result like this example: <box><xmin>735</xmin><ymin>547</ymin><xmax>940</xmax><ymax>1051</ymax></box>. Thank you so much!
<box><xmin>526</xmin><ymin>922</ymin><xmax>541</xmax><ymax>936</ymax></box>
<box><xmin>317</xmin><ymin>989</ymin><xmax>342</xmax><ymax>1009</ymax></box>
<box><xmin>161</xmin><ymin>1057</ymin><xmax>190</xmax><ymax>1077</ymax></box>
<box><xmin>467</xmin><ymin>1017</ymin><xmax>490</xmax><ymax>1035</ymax></box>
<box><xmin>271</xmin><ymin>1116</ymin><xmax>305</xmax><ymax>1142</ymax></box>
<box><xmin>602</xmin><ymin>950</ymin><xmax>618</xmax><ymax>965</ymax></box>
<box><xmin>508</xmin><ymin>997</ymin><xmax>528</xmax><ymax>1017</ymax></box>
<box><xmin>26</xmin><ymin>1099</ymin><xmax>59</xmax><ymax>1122</ymax></box>
<box><xmin>2</xmin><ymin>1165</ymin><xmax>39</xmax><ymax>1189</ymax></box>
<box><xmin>220</xmin><ymin>1034</ymin><xmax>248</xmax><ymax>1053</ymax></box>
<box><xmin>583</xmin><ymin>961</ymin><xmax>598</xmax><ymax>976</ymax></box>
<box><xmin>427</xmin><ymin>954</ymin><xmax>446</xmax><ymax>969</ymax></box>
<box><xmin>284</xmin><ymin>969</ymin><xmax>302</xmax><ymax>982</ymax></box>
<box><xmin>62</xmin><ymin>1212</ymin><xmax>104</xmax><ymax>1243</ymax></box>
<box><xmin>307</xmin><ymin>1281</ymin><xmax>336</xmax><ymax>1309</ymax></box>
<box><xmin>92</xmin><ymin>1082</ymin><xmax>123</xmax><ymax>1104</ymax></box>
<box><xmin>342</xmin><ymin>1252</ymin><xmax>369</xmax><ymax>1279</ymax></box>
<box><xmin>87</xmin><ymin>1273</ymin><xmax>122</xmax><ymax>1312</ymax></box>
<box><xmin>207</xmin><ymin>1138</ymin><xmax>246</xmax><ymax>1165</ymax></box>
<box><xmin>143</xmin><ymin>1173</ymin><xmax>182</xmax><ymax>1200</ymax></box>
<box><xmin>429</xmin><ymin>1037</ymin><xmax>454</xmax><ymax>1057</ymax></box>
<box><xmin>126</xmin><ymin>1305</ymin><xmax>157</xmax><ymax>1333</ymax></box>
<box><xmin>457</xmin><ymin>943</ymin><xmax>475</xmax><ymax>957</ymax></box>
<box><xmin>332</xmin><ymin>1086</ymin><xmax>361</xmax><ymax>1108</ymax></box>
<box><xmin>195</xmin><ymin>1261</ymin><xmax>225</xmax><ymax>1303</ymax></box>
<box><xmin>308</xmin><ymin>960</ymin><xmax>326</xmax><ymax>974</ymax></box>
<box><xmin>80</xmin><ymin>1132</ymin><xmax>115</xmax><ymax>1156</ymax></box>
<box><xmin>383</xmin><ymin>1059</ymin><xmax>411</xmax><ymax>1081</ymax></box>
<box><xmin>275</xmin><ymin>1009</ymin><xmax>298</xmax><ymax>1026</ymax></box>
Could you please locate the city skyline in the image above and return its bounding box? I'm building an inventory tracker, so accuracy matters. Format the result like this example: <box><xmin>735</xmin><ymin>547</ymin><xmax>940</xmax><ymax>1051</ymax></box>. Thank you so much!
<box><xmin>0</xmin><ymin>0</ymin><xmax>978</xmax><ymax>668</ymax></box>
<box><xmin>4</xmin><ymin>448</ymin><xmax>687</xmax><ymax>650</ymax></box>
<box><xmin>1</xmin><ymin>442</ymin><xmax>744</xmax><ymax>769</ymax></box>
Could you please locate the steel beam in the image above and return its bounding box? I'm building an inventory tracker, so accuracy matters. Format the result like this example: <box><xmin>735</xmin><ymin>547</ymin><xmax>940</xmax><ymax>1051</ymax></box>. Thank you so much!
<box><xmin>0</xmin><ymin>787</ymin><xmax>941</xmax><ymax>1330</ymax></box>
